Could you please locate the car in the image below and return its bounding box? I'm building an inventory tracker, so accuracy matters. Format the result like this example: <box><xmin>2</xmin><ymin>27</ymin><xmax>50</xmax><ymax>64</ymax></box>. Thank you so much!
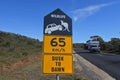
<box><xmin>45</xmin><ymin>23</ymin><xmax>63</xmax><ymax>34</ymax></box>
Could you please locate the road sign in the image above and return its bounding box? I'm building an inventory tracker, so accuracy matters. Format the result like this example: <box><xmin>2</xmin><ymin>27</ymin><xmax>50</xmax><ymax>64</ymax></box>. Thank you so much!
<box><xmin>44</xmin><ymin>8</ymin><xmax>72</xmax><ymax>36</ymax></box>
<box><xmin>43</xmin><ymin>35</ymin><xmax>72</xmax><ymax>54</ymax></box>
<box><xmin>43</xmin><ymin>55</ymin><xmax>73</xmax><ymax>74</ymax></box>
<box><xmin>43</xmin><ymin>8</ymin><xmax>73</xmax><ymax>74</ymax></box>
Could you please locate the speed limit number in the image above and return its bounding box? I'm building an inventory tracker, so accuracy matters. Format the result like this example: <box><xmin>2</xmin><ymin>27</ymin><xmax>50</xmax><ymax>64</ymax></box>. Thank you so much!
<box><xmin>43</xmin><ymin>35</ymin><xmax>72</xmax><ymax>54</ymax></box>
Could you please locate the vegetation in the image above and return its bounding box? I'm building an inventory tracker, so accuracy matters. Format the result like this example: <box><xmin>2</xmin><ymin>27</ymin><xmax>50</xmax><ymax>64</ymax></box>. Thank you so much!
<box><xmin>0</xmin><ymin>31</ymin><xmax>86</xmax><ymax>80</ymax></box>
<box><xmin>0</xmin><ymin>31</ymin><xmax>42</xmax><ymax>67</ymax></box>
<box><xmin>102</xmin><ymin>38</ymin><xmax>120</xmax><ymax>53</ymax></box>
<box><xmin>73</xmin><ymin>43</ymin><xmax>86</xmax><ymax>49</ymax></box>
<box><xmin>89</xmin><ymin>35</ymin><xmax>120</xmax><ymax>53</ymax></box>
<box><xmin>75</xmin><ymin>35</ymin><xmax>120</xmax><ymax>54</ymax></box>
<box><xmin>0</xmin><ymin>60</ymin><xmax>86</xmax><ymax>80</ymax></box>
<box><xmin>1</xmin><ymin>30</ymin><xmax>119</xmax><ymax>79</ymax></box>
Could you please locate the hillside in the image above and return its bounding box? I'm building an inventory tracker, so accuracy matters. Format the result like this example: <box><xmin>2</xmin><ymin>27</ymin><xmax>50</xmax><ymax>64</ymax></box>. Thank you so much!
<box><xmin>0</xmin><ymin>31</ymin><xmax>87</xmax><ymax>80</ymax></box>
<box><xmin>0</xmin><ymin>31</ymin><xmax>42</xmax><ymax>67</ymax></box>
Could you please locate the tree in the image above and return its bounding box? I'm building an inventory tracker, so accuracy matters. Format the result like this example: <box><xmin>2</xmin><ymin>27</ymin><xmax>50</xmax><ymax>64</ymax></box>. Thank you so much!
<box><xmin>103</xmin><ymin>42</ymin><xmax>113</xmax><ymax>52</ymax></box>
<box><xmin>110</xmin><ymin>38</ymin><xmax>120</xmax><ymax>53</ymax></box>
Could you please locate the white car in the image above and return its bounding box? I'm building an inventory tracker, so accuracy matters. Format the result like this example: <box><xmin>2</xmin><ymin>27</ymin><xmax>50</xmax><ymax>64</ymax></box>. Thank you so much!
<box><xmin>45</xmin><ymin>23</ymin><xmax>63</xmax><ymax>34</ymax></box>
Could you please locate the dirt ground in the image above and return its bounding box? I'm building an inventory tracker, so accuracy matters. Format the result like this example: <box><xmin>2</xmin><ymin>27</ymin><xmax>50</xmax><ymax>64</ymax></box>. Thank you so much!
<box><xmin>0</xmin><ymin>55</ymin><xmax>87</xmax><ymax>80</ymax></box>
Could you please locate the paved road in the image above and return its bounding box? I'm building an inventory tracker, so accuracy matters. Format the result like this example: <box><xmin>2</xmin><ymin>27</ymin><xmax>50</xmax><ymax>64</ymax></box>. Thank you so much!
<box><xmin>74</xmin><ymin>49</ymin><xmax>120</xmax><ymax>80</ymax></box>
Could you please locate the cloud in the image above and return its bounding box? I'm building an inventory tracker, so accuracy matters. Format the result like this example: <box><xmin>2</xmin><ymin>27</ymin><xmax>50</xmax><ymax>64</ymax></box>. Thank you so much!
<box><xmin>72</xmin><ymin>2</ymin><xmax>115</xmax><ymax>22</ymax></box>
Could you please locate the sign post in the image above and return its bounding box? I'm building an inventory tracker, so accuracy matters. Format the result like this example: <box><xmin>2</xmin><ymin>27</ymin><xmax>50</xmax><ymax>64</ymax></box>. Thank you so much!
<box><xmin>56</xmin><ymin>74</ymin><xmax>59</xmax><ymax>80</ymax></box>
<box><xmin>43</xmin><ymin>8</ymin><xmax>73</xmax><ymax>79</ymax></box>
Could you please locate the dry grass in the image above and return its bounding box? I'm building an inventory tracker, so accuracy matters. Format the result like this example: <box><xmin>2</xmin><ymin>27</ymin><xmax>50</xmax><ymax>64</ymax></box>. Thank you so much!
<box><xmin>0</xmin><ymin>59</ymin><xmax>86</xmax><ymax>80</ymax></box>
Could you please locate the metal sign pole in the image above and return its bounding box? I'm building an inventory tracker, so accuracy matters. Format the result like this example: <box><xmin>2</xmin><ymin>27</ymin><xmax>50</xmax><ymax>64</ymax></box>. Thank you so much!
<box><xmin>56</xmin><ymin>74</ymin><xmax>59</xmax><ymax>80</ymax></box>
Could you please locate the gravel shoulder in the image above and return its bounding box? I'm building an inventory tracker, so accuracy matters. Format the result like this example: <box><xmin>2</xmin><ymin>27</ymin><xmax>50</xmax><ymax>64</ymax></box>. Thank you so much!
<box><xmin>73</xmin><ymin>53</ymin><xmax>115</xmax><ymax>80</ymax></box>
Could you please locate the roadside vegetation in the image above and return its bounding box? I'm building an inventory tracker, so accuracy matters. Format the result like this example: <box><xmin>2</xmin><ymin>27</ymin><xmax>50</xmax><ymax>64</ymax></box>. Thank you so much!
<box><xmin>0</xmin><ymin>60</ymin><xmax>86</xmax><ymax>80</ymax></box>
<box><xmin>1</xmin><ymin>30</ymin><xmax>119</xmax><ymax>80</ymax></box>
<box><xmin>0</xmin><ymin>30</ymin><xmax>86</xmax><ymax>80</ymax></box>
<box><xmin>73</xmin><ymin>35</ymin><xmax>120</xmax><ymax>54</ymax></box>
<box><xmin>0</xmin><ymin>30</ymin><xmax>42</xmax><ymax>67</ymax></box>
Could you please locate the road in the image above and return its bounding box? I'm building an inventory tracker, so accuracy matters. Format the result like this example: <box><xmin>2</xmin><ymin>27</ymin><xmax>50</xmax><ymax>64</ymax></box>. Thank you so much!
<box><xmin>74</xmin><ymin>49</ymin><xmax>120</xmax><ymax>80</ymax></box>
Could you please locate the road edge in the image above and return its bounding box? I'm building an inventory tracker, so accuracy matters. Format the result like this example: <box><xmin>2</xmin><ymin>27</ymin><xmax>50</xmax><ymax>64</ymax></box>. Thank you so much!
<box><xmin>73</xmin><ymin>53</ymin><xmax>116</xmax><ymax>80</ymax></box>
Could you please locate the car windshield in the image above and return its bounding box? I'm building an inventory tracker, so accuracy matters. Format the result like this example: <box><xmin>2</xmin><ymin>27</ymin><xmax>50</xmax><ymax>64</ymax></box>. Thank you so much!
<box><xmin>52</xmin><ymin>24</ymin><xmax>56</xmax><ymax>27</ymax></box>
<box><xmin>47</xmin><ymin>25</ymin><xmax>51</xmax><ymax>28</ymax></box>
<box><xmin>91</xmin><ymin>45</ymin><xmax>97</xmax><ymax>47</ymax></box>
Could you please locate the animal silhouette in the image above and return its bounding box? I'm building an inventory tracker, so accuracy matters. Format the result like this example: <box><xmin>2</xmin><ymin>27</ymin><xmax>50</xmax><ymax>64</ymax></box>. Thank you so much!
<box><xmin>60</xmin><ymin>20</ymin><xmax>70</xmax><ymax>32</ymax></box>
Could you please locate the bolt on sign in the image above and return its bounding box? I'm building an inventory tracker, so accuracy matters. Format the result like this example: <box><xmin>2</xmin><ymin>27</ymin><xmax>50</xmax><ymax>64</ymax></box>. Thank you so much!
<box><xmin>43</xmin><ymin>8</ymin><xmax>73</xmax><ymax>74</ymax></box>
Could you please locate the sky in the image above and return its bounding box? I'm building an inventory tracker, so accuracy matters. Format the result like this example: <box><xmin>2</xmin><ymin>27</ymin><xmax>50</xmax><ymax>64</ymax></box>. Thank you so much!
<box><xmin>0</xmin><ymin>0</ymin><xmax>120</xmax><ymax>43</ymax></box>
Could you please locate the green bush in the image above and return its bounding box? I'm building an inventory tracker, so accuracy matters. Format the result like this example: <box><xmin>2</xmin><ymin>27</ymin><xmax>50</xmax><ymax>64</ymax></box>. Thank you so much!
<box><xmin>0</xmin><ymin>30</ymin><xmax>42</xmax><ymax>67</ymax></box>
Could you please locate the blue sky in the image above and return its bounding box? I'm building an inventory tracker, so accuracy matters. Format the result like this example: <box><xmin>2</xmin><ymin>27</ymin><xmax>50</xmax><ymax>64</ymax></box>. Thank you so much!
<box><xmin>0</xmin><ymin>0</ymin><xmax>120</xmax><ymax>43</ymax></box>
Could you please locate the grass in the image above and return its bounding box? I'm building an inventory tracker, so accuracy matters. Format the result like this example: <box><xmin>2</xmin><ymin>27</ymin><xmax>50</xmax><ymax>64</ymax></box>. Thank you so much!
<box><xmin>0</xmin><ymin>31</ymin><xmax>87</xmax><ymax>80</ymax></box>
<box><xmin>0</xmin><ymin>58</ymin><xmax>87</xmax><ymax>80</ymax></box>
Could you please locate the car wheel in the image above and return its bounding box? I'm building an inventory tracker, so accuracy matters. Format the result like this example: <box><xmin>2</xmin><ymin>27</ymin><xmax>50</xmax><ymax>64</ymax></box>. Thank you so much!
<box><xmin>47</xmin><ymin>30</ymin><xmax>51</xmax><ymax>34</ymax></box>
<box><xmin>59</xmin><ymin>26</ymin><xmax>62</xmax><ymax>31</ymax></box>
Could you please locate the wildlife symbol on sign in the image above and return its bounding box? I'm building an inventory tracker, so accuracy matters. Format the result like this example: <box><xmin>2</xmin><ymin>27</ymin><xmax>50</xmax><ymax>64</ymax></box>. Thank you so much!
<box><xmin>45</xmin><ymin>20</ymin><xmax>70</xmax><ymax>34</ymax></box>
